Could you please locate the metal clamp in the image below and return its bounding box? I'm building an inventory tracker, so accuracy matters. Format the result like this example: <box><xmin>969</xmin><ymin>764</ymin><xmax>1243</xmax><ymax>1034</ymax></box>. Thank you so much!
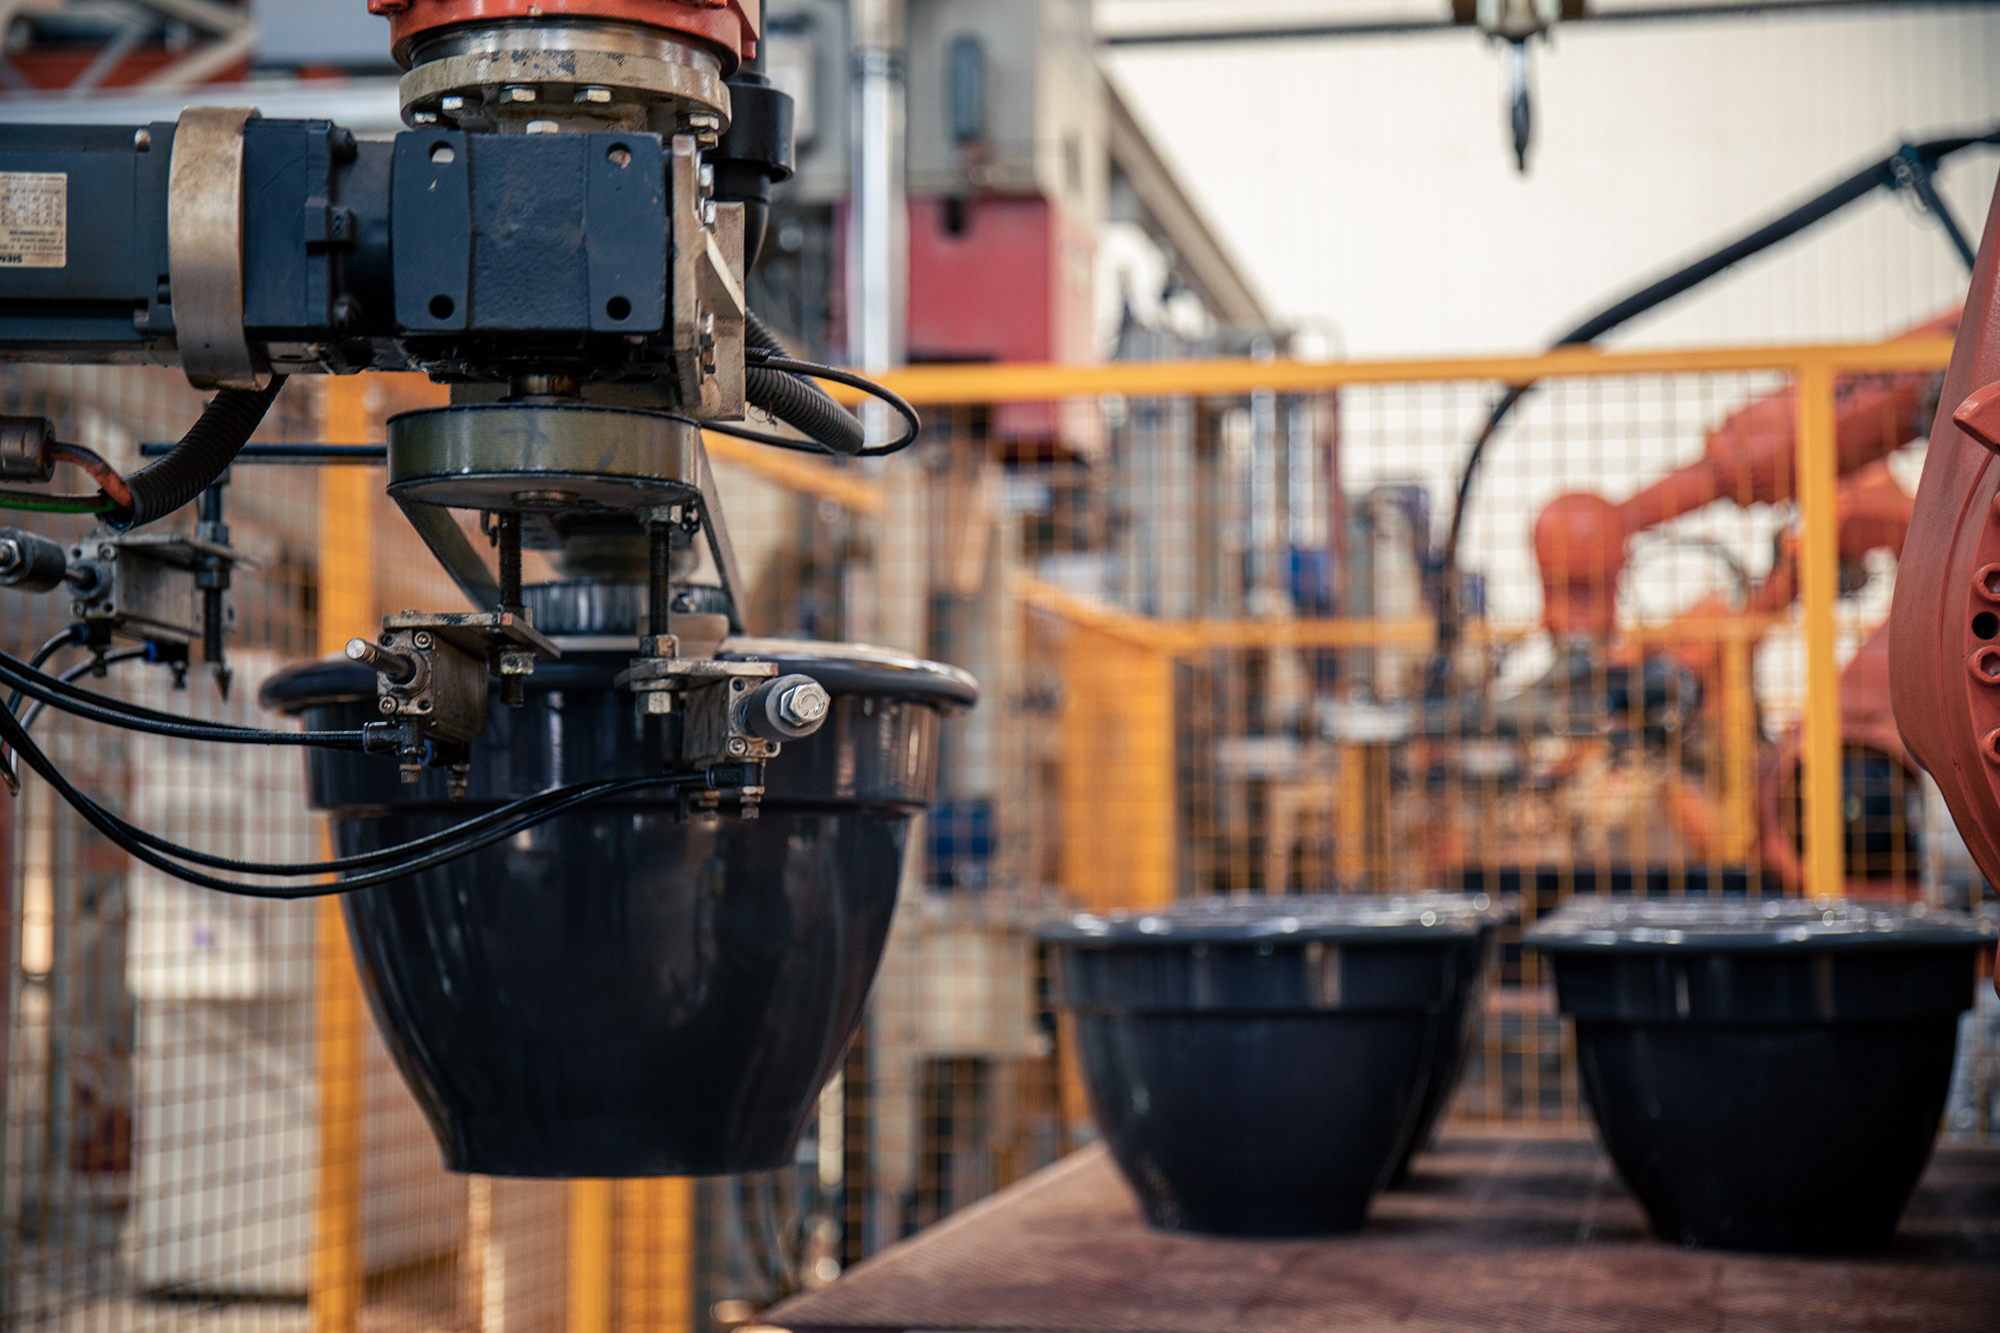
<box><xmin>168</xmin><ymin>107</ymin><xmax>270</xmax><ymax>391</ymax></box>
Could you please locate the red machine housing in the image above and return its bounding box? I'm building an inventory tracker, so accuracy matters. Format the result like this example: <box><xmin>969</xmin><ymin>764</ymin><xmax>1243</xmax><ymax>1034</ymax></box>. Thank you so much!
<box><xmin>1891</xmin><ymin>176</ymin><xmax>2000</xmax><ymax>899</ymax></box>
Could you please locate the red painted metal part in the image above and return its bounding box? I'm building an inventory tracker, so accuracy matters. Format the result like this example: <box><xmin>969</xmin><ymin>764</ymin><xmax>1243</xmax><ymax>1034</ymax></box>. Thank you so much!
<box><xmin>366</xmin><ymin>0</ymin><xmax>760</xmax><ymax>69</ymax></box>
<box><xmin>1891</xmin><ymin>175</ymin><xmax>2000</xmax><ymax>908</ymax></box>
<box><xmin>904</xmin><ymin>194</ymin><xmax>1099</xmax><ymax>447</ymax></box>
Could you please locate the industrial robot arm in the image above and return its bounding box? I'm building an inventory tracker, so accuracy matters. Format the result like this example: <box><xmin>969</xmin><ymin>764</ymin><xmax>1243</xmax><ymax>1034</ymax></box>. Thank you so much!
<box><xmin>1891</xmin><ymin>174</ymin><xmax>2000</xmax><ymax>895</ymax></box>
<box><xmin>0</xmin><ymin>0</ymin><xmax>922</xmax><ymax>888</ymax></box>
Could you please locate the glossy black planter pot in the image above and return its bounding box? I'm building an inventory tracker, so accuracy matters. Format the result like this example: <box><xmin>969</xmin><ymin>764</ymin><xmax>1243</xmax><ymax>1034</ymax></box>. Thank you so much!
<box><xmin>263</xmin><ymin>635</ymin><xmax>975</xmax><ymax>1178</ymax></box>
<box><xmin>1527</xmin><ymin>898</ymin><xmax>1997</xmax><ymax>1254</ymax></box>
<box><xmin>1039</xmin><ymin>897</ymin><xmax>1480</xmax><ymax>1237</ymax></box>
<box><xmin>1381</xmin><ymin>891</ymin><xmax>1517</xmax><ymax>1184</ymax></box>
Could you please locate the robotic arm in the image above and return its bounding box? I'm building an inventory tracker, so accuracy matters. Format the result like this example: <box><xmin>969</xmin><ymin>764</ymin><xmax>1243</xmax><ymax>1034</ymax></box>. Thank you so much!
<box><xmin>1891</xmin><ymin>175</ymin><xmax>2000</xmax><ymax>896</ymax></box>
<box><xmin>0</xmin><ymin>2</ymin><xmax>916</xmax><ymax>880</ymax></box>
<box><xmin>0</xmin><ymin>0</ymin><xmax>917</xmax><ymax>877</ymax></box>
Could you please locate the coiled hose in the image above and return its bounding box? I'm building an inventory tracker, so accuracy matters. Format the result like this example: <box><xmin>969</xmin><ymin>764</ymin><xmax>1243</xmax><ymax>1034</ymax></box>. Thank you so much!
<box><xmin>743</xmin><ymin>310</ymin><xmax>866</xmax><ymax>456</ymax></box>
<box><xmin>115</xmin><ymin>376</ymin><xmax>286</xmax><ymax>528</ymax></box>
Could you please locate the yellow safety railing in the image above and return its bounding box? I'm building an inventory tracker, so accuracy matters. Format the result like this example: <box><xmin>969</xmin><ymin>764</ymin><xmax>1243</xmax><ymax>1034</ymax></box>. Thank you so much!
<box><xmin>860</xmin><ymin>337</ymin><xmax>1956</xmax><ymax>908</ymax></box>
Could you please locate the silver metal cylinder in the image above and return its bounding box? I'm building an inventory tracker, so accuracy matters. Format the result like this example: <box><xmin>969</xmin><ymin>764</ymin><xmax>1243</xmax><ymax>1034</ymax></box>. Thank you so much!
<box><xmin>399</xmin><ymin>20</ymin><xmax>730</xmax><ymax>135</ymax></box>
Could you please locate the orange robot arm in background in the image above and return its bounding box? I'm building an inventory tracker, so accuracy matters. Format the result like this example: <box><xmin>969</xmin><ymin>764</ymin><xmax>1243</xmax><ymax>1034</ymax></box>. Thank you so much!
<box><xmin>1534</xmin><ymin>311</ymin><xmax>1955</xmax><ymax>641</ymax></box>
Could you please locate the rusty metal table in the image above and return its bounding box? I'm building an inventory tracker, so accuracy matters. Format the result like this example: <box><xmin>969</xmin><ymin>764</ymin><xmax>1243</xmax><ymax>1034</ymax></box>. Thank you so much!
<box><xmin>766</xmin><ymin>1126</ymin><xmax>2000</xmax><ymax>1333</ymax></box>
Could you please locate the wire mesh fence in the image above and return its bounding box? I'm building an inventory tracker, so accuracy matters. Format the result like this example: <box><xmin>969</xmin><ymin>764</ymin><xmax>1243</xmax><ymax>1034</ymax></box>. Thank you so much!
<box><xmin>0</xmin><ymin>345</ymin><xmax>1993</xmax><ymax>1332</ymax></box>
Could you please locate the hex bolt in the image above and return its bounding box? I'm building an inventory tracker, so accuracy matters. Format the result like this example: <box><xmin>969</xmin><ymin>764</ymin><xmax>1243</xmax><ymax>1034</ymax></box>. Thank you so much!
<box><xmin>740</xmin><ymin>674</ymin><xmax>831</xmax><ymax>741</ymax></box>
<box><xmin>503</xmin><ymin>86</ymin><xmax>537</xmax><ymax>103</ymax></box>
<box><xmin>577</xmin><ymin>86</ymin><xmax>613</xmax><ymax>104</ymax></box>
<box><xmin>777</xmin><ymin>680</ymin><xmax>831</xmax><ymax>729</ymax></box>
<box><xmin>412</xmin><ymin>111</ymin><xmax>439</xmax><ymax>125</ymax></box>
<box><xmin>441</xmin><ymin>95</ymin><xmax>466</xmax><ymax>111</ymax></box>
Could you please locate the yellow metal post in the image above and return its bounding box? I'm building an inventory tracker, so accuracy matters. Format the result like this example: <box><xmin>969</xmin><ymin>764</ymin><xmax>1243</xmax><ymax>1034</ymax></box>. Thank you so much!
<box><xmin>312</xmin><ymin>377</ymin><xmax>377</xmax><ymax>1333</ymax></box>
<box><xmin>1057</xmin><ymin>622</ymin><xmax>1175</xmax><ymax>913</ymax></box>
<box><xmin>568</xmin><ymin>1179</ymin><xmax>614</xmax><ymax>1333</ymax></box>
<box><xmin>1718</xmin><ymin>636</ymin><xmax>1759</xmax><ymax>864</ymax></box>
<box><xmin>1794</xmin><ymin>361</ymin><xmax>1843</xmax><ymax>899</ymax></box>
<box><xmin>612</xmin><ymin>1178</ymin><xmax>694</xmax><ymax>1333</ymax></box>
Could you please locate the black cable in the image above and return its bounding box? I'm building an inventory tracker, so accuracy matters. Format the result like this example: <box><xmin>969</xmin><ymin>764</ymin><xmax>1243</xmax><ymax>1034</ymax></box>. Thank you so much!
<box><xmin>1430</xmin><ymin>126</ymin><xmax>2000</xmax><ymax>682</ymax></box>
<box><xmin>25</xmin><ymin>627</ymin><xmax>78</xmax><ymax>672</ymax></box>
<box><xmin>743</xmin><ymin>349</ymin><xmax>921</xmax><ymax>456</ymax></box>
<box><xmin>0</xmin><ymin>649</ymin><xmax>370</xmax><ymax>750</ymax></box>
<box><xmin>1</xmin><ymin>649</ymin><xmax>679</xmax><ymax>878</ymax></box>
<box><xmin>16</xmin><ymin>647</ymin><xmax>149</xmax><ymax>733</ymax></box>
<box><xmin>697</xmin><ymin>416</ymin><xmax>841</xmax><ymax>455</ymax></box>
<box><xmin>4</xmin><ymin>625</ymin><xmax>82</xmax><ymax>716</ymax></box>
<box><xmin>0</xmin><ymin>699</ymin><xmax>694</xmax><ymax>897</ymax></box>
<box><xmin>744</xmin><ymin>310</ymin><xmax>868</xmax><ymax>456</ymax></box>
<box><xmin>0</xmin><ymin>626</ymin><xmax>90</xmax><ymax>789</ymax></box>
<box><xmin>114</xmin><ymin>377</ymin><xmax>286</xmax><ymax>529</ymax></box>
<box><xmin>71</xmin><ymin>767</ymin><xmax>641</xmax><ymax>877</ymax></box>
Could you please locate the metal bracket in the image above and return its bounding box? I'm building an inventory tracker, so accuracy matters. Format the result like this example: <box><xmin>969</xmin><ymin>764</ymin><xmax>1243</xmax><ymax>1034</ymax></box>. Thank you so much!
<box><xmin>393</xmin><ymin>495</ymin><xmax>505</xmax><ymax>610</ymax></box>
<box><xmin>669</xmin><ymin>134</ymin><xmax>746</xmax><ymax>419</ymax></box>
<box><xmin>168</xmin><ymin>106</ymin><xmax>271</xmax><ymax>390</ymax></box>
<box><xmin>381</xmin><ymin>608</ymin><xmax>561</xmax><ymax>664</ymax></box>
<box><xmin>694</xmin><ymin>440</ymin><xmax>747</xmax><ymax>634</ymax></box>
<box><xmin>67</xmin><ymin>530</ymin><xmax>249</xmax><ymax>644</ymax></box>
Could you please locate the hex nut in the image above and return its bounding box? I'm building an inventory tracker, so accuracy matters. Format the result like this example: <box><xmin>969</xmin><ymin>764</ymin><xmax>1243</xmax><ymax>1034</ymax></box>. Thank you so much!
<box><xmin>778</xmin><ymin>681</ymin><xmax>830</xmax><ymax>728</ymax></box>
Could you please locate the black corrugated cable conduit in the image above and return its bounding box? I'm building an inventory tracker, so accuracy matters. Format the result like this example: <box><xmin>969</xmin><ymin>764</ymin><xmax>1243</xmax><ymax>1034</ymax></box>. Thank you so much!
<box><xmin>114</xmin><ymin>376</ymin><xmax>286</xmax><ymax>528</ymax></box>
<box><xmin>743</xmin><ymin>309</ymin><xmax>867</xmax><ymax>455</ymax></box>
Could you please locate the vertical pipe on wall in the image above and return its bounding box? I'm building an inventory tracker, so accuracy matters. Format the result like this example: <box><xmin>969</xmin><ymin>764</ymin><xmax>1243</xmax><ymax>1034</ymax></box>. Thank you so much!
<box><xmin>1795</xmin><ymin>361</ymin><xmax>1843</xmax><ymax>899</ymax></box>
<box><xmin>847</xmin><ymin>0</ymin><xmax>906</xmax><ymax>374</ymax></box>
<box><xmin>311</xmin><ymin>377</ymin><xmax>376</xmax><ymax>1333</ymax></box>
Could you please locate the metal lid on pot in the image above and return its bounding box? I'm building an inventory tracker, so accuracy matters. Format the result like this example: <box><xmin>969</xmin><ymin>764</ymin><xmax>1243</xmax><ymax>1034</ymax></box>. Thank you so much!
<box><xmin>1037</xmin><ymin>895</ymin><xmax>1482</xmax><ymax>946</ymax></box>
<box><xmin>1525</xmin><ymin>897</ymin><xmax>2000</xmax><ymax>952</ymax></box>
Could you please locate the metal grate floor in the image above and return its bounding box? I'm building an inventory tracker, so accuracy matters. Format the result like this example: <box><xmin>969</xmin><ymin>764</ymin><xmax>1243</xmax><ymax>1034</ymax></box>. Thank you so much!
<box><xmin>767</xmin><ymin>1126</ymin><xmax>2000</xmax><ymax>1333</ymax></box>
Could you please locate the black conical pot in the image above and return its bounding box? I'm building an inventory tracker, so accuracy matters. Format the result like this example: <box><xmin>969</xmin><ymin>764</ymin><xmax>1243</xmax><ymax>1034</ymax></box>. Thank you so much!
<box><xmin>1381</xmin><ymin>891</ymin><xmax>1517</xmax><ymax>1183</ymax></box>
<box><xmin>1038</xmin><ymin>897</ymin><xmax>1480</xmax><ymax>1237</ymax></box>
<box><xmin>262</xmin><ymin>633</ymin><xmax>975</xmax><ymax>1178</ymax></box>
<box><xmin>1527</xmin><ymin>897</ymin><xmax>1997</xmax><ymax>1254</ymax></box>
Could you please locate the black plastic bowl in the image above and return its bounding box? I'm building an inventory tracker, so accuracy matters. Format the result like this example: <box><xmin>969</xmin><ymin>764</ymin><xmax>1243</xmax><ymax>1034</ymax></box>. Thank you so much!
<box><xmin>1527</xmin><ymin>897</ymin><xmax>1997</xmax><ymax>1254</ymax></box>
<box><xmin>1380</xmin><ymin>891</ymin><xmax>1517</xmax><ymax>1183</ymax></box>
<box><xmin>1039</xmin><ymin>896</ymin><xmax>1481</xmax><ymax>1236</ymax></box>
<box><xmin>262</xmin><ymin>635</ymin><xmax>975</xmax><ymax>1178</ymax></box>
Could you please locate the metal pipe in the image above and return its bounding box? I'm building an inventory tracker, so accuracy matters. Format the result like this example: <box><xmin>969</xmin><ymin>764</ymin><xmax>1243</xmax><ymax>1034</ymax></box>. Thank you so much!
<box><xmin>345</xmin><ymin>637</ymin><xmax>418</xmax><ymax>686</ymax></box>
<box><xmin>847</xmin><ymin>0</ymin><xmax>905</xmax><ymax>373</ymax></box>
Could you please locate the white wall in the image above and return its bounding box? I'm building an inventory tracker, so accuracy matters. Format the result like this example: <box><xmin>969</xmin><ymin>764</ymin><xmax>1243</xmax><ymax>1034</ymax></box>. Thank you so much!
<box><xmin>1104</xmin><ymin>6</ymin><xmax>2000</xmax><ymax>356</ymax></box>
